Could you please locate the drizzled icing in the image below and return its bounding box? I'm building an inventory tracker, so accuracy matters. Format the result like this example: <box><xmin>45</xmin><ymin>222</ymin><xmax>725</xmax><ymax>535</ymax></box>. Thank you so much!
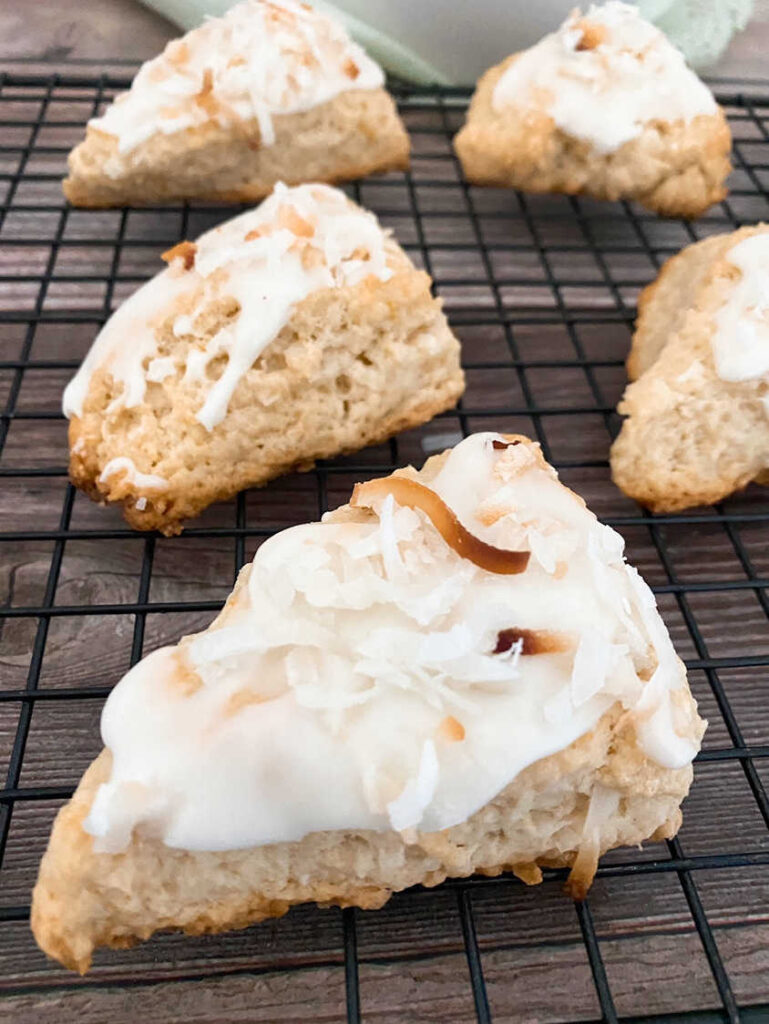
<box><xmin>711</xmin><ymin>233</ymin><xmax>769</xmax><ymax>384</ymax></box>
<box><xmin>99</xmin><ymin>456</ymin><xmax>168</xmax><ymax>492</ymax></box>
<box><xmin>492</xmin><ymin>2</ymin><xmax>717</xmax><ymax>154</ymax></box>
<box><xmin>62</xmin><ymin>183</ymin><xmax>393</xmax><ymax>431</ymax></box>
<box><xmin>89</xmin><ymin>0</ymin><xmax>384</xmax><ymax>157</ymax></box>
<box><xmin>83</xmin><ymin>433</ymin><xmax>700</xmax><ymax>854</ymax></box>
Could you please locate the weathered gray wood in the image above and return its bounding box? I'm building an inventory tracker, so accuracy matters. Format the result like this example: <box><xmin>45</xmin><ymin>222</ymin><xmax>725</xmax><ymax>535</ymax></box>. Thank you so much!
<box><xmin>4</xmin><ymin>962</ymin><xmax>348</xmax><ymax>1023</ymax></box>
<box><xmin>0</xmin><ymin>0</ymin><xmax>174</xmax><ymax>64</ymax></box>
<box><xmin>1</xmin><ymin>924</ymin><xmax>768</xmax><ymax>1024</ymax></box>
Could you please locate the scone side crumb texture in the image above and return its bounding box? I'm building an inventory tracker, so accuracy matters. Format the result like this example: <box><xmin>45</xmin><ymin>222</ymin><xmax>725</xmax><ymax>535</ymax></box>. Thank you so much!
<box><xmin>32</xmin><ymin>433</ymin><xmax>705</xmax><ymax>971</ymax></box>
<box><xmin>454</xmin><ymin>3</ymin><xmax>731</xmax><ymax>218</ymax></box>
<box><xmin>65</xmin><ymin>184</ymin><xmax>464</xmax><ymax>534</ymax></box>
<box><xmin>611</xmin><ymin>224</ymin><xmax>769</xmax><ymax>511</ymax></box>
<box><xmin>63</xmin><ymin>90</ymin><xmax>410</xmax><ymax>208</ymax></box>
<box><xmin>33</xmin><ymin>718</ymin><xmax>691</xmax><ymax>973</ymax></box>
<box><xmin>627</xmin><ymin>233</ymin><xmax>737</xmax><ymax>380</ymax></box>
<box><xmin>62</xmin><ymin>0</ymin><xmax>409</xmax><ymax>206</ymax></box>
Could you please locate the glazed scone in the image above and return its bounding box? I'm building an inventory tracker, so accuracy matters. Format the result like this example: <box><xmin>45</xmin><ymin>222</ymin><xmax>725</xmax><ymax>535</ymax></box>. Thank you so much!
<box><xmin>63</xmin><ymin>0</ymin><xmax>409</xmax><ymax>207</ymax></box>
<box><xmin>454</xmin><ymin>2</ymin><xmax>731</xmax><ymax>218</ymax></box>
<box><xmin>63</xmin><ymin>183</ymin><xmax>465</xmax><ymax>534</ymax></box>
<box><xmin>32</xmin><ymin>432</ymin><xmax>705</xmax><ymax>973</ymax></box>
<box><xmin>611</xmin><ymin>225</ymin><xmax>769</xmax><ymax>511</ymax></box>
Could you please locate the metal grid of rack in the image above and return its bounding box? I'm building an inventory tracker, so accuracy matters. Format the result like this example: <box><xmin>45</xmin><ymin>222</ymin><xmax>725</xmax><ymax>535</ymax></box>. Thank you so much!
<box><xmin>0</xmin><ymin>74</ymin><xmax>767</xmax><ymax>1022</ymax></box>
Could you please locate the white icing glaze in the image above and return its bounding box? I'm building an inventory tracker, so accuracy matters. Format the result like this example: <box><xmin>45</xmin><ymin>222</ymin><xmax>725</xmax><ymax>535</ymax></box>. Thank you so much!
<box><xmin>492</xmin><ymin>1</ymin><xmax>717</xmax><ymax>154</ymax></box>
<box><xmin>99</xmin><ymin>456</ymin><xmax>168</xmax><ymax>492</ymax></box>
<box><xmin>83</xmin><ymin>433</ymin><xmax>698</xmax><ymax>854</ymax></box>
<box><xmin>63</xmin><ymin>266</ymin><xmax>194</xmax><ymax>422</ymax></box>
<box><xmin>62</xmin><ymin>183</ymin><xmax>393</xmax><ymax>430</ymax></box>
<box><xmin>89</xmin><ymin>0</ymin><xmax>383</xmax><ymax>158</ymax></box>
<box><xmin>711</xmin><ymin>234</ymin><xmax>769</xmax><ymax>384</ymax></box>
<box><xmin>146</xmin><ymin>356</ymin><xmax>176</xmax><ymax>383</ymax></box>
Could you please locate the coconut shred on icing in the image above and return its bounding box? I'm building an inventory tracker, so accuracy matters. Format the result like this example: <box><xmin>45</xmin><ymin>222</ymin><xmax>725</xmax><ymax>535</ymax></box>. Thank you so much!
<box><xmin>62</xmin><ymin>182</ymin><xmax>393</xmax><ymax>430</ymax></box>
<box><xmin>492</xmin><ymin>2</ymin><xmax>717</xmax><ymax>154</ymax></box>
<box><xmin>83</xmin><ymin>433</ymin><xmax>700</xmax><ymax>854</ymax></box>
<box><xmin>89</xmin><ymin>0</ymin><xmax>384</xmax><ymax>157</ymax></box>
<box><xmin>711</xmin><ymin>233</ymin><xmax>769</xmax><ymax>386</ymax></box>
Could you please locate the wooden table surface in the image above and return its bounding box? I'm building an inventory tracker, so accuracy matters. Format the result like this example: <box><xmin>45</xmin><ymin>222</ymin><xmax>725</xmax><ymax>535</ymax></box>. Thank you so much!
<box><xmin>1</xmin><ymin>0</ymin><xmax>769</xmax><ymax>77</ymax></box>
<box><xmin>0</xmin><ymin>5</ymin><xmax>768</xmax><ymax>1023</ymax></box>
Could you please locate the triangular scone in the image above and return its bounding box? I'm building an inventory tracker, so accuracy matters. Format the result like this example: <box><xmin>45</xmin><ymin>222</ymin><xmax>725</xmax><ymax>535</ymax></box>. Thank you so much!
<box><xmin>454</xmin><ymin>2</ymin><xmax>730</xmax><ymax>218</ymax></box>
<box><xmin>63</xmin><ymin>0</ymin><xmax>409</xmax><ymax>207</ymax></box>
<box><xmin>611</xmin><ymin>225</ymin><xmax>769</xmax><ymax>511</ymax></box>
<box><xmin>64</xmin><ymin>183</ymin><xmax>464</xmax><ymax>534</ymax></box>
<box><xmin>32</xmin><ymin>433</ymin><xmax>704</xmax><ymax>972</ymax></box>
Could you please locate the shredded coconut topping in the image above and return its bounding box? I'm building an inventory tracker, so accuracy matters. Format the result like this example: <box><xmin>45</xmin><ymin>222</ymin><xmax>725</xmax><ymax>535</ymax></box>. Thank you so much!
<box><xmin>62</xmin><ymin>183</ymin><xmax>394</xmax><ymax>430</ymax></box>
<box><xmin>89</xmin><ymin>0</ymin><xmax>384</xmax><ymax>157</ymax></box>
<box><xmin>492</xmin><ymin>1</ymin><xmax>717</xmax><ymax>154</ymax></box>
<box><xmin>84</xmin><ymin>433</ymin><xmax>699</xmax><ymax>854</ymax></box>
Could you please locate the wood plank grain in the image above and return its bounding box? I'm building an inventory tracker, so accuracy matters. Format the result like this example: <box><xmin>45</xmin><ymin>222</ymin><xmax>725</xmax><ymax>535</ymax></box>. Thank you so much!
<box><xmin>4</xmin><ymin>924</ymin><xmax>767</xmax><ymax>1024</ymax></box>
<box><xmin>0</xmin><ymin>0</ymin><xmax>174</xmax><ymax>63</ymax></box>
<box><xmin>3</xmin><ymin>963</ymin><xmax>347</xmax><ymax>1023</ymax></box>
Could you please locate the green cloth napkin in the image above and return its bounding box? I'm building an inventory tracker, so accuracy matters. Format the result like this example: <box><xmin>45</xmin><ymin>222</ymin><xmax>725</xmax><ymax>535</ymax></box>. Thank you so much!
<box><xmin>139</xmin><ymin>0</ymin><xmax>754</xmax><ymax>82</ymax></box>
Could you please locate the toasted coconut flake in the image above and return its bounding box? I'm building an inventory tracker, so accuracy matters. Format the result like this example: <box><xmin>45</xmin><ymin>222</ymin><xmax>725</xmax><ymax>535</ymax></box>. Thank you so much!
<box><xmin>512</xmin><ymin>862</ymin><xmax>543</xmax><ymax>886</ymax></box>
<box><xmin>301</xmin><ymin>245</ymin><xmax>324</xmax><ymax>271</ymax></box>
<box><xmin>161</xmin><ymin>240</ymin><xmax>197</xmax><ymax>270</ymax></box>
<box><xmin>198</xmin><ymin>67</ymin><xmax>214</xmax><ymax>93</ymax></box>
<box><xmin>476</xmin><ymin>501</ymin><xmax>513</xmax><ymax>527</ymax></box>
<box><xmin>277</xmin><ymin>205</ymin><xmax>315</xmax><ymax>238</ymax></box>
<box><xmin>158</xmin><ymin>103</ymin><xmax>186</xmax><ymax>120</ymax></box>
<box><xmin>194</xmin><ymin>68</ymin><xmax>218</xmax><ymax>116</ymax></box>
<box><xmin>171</xmin><ymin>660</ymin><xmax>203</xmax><ymax>698</ymax></box>
<box><xmin>343</xmin><ymin>57</ymin><xmax>360</xmax><ymax>79</ymax></box>
<box><xmin>575</xmin><ymin>19</ymin><xmax>607</xmax><ymax>51</ymax></box>
<box><xmin>224</xmin><ymin>689</ymin><xmax>266</xmax><ymax>716</ymax></box>
<box><xmin>440</xmin><ymin>715</ymin><xmax>465</xmax><ymax>742</ymax></box>
<box><xmin>166</xmin><ymin>40</ymin><xmax>189</xmax><ymax>67</ymax></box>
<box><xmin>564</xmin><ymin>850</ymin><xmax>596</xmax><ymax>900</ymax></box>
<box><xmin>494</xmin><ymin>627</ymin><xmax>574</xmax><ymax>656</ymax></box>
<box><xmin>351</xmin><ymin>477</ymin><xmax>530</xmax><ymax>576</ymax></box>
<box><xmin>244</xmin><ymin>224</ymin><xmax>272</xmax><ymax>242</ymax></box>
<box><xmin>265</xmin><ymin>0</ymin><xmax>297</xmax><ymax>26</ymax></box>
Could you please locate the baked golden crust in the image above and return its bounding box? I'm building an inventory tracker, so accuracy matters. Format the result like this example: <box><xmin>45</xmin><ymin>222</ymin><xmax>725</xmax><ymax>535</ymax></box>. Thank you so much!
<box><xmin>454</xmin><ymin>56</ymin><xmax>731</xmax><ymax>219</ymax></box>
<box><xmin>611</xmin><ymin>225</ymin><xmax>769</xmax><ymax>511</ymax></box>
<box><xmin>68</xmin><ymin>241</ymin><xmax>464</xmax><ymax>535</ymax></box>
<box><xmin>64</xmin><ymin>88</ymin><xmax>410</xmax><ymax>208</ymax></box>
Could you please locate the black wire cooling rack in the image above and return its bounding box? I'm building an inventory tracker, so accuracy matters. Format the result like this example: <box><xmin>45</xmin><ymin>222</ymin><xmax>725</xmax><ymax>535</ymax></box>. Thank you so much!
<box><xmin>0</xmin><ymin>73</ymin><xmax>768</xmax><ymax>1023</ymax></box>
